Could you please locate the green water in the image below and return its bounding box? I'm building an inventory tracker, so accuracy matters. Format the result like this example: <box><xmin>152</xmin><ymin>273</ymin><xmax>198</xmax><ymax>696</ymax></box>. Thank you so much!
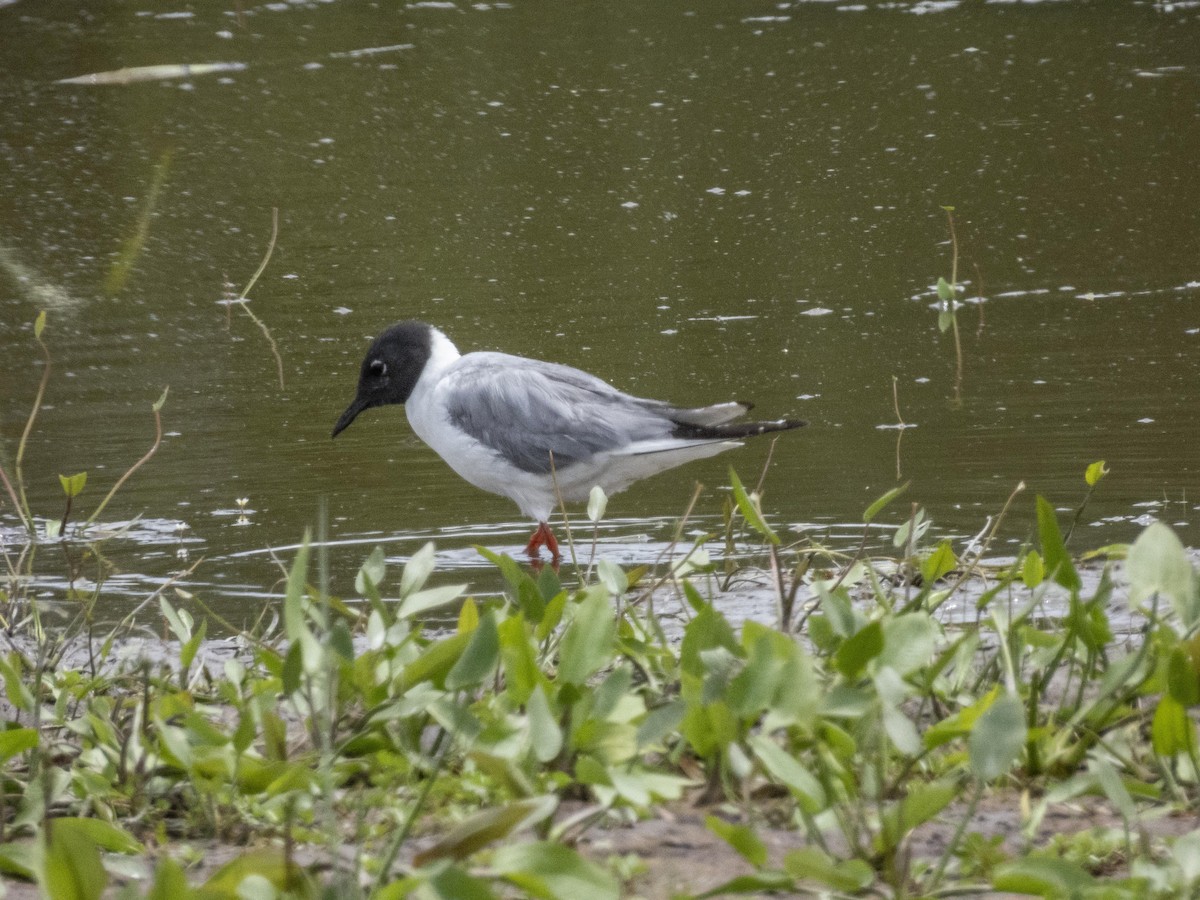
<box><xmin>1</xmin><ymin>1</ymin><xmax>1197</xmax><ymax>620</ymax></box>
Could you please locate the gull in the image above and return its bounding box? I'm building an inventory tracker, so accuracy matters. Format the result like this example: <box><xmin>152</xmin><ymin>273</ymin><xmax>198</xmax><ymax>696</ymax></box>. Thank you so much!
<box><xmin>332</xmin><ymin>321</ymin><xmax>805</xmax><ymax>560</ymax></box>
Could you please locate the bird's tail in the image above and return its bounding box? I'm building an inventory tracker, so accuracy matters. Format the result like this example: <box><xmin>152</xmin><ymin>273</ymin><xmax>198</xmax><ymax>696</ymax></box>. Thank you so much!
<box><xmin>671</xmin><ymin>417</ymin><xmax>807</xmax><ymax>440</ymax></box>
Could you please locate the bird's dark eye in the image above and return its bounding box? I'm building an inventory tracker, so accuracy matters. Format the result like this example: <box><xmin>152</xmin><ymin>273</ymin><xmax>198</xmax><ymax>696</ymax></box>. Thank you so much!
<box><xmin>369</xmin><ymin>359</ymin><xmax>387</xmax><ymax>377</ymax></box>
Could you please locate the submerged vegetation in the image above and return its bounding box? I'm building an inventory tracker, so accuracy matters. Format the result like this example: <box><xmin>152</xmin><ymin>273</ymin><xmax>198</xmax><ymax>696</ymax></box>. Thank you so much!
<box><xmin>2</xmin><ymin>317</ymin><xmax>1200</xmax><ymax>899</ymax></box>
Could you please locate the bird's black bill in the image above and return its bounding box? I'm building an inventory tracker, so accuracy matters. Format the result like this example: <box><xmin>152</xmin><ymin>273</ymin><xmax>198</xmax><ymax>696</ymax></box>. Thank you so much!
<box><xmin>331</xmin><ymin>397</ymin><xmax>370</xmax><ymax>438</ymax></box>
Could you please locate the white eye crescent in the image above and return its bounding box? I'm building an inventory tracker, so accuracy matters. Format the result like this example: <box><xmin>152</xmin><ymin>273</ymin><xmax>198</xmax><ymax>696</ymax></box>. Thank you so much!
<box><xmin>369</xmin><ymin>359</ymin><xmax>387</xmax><ymax>377</ymax></box>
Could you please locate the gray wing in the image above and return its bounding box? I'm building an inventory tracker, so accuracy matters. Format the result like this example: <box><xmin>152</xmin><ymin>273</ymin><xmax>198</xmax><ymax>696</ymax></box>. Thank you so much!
<box><xmin>442</xmin><ymin>353</ymin><xmax>677</xmax><ymax>474</ymax></box>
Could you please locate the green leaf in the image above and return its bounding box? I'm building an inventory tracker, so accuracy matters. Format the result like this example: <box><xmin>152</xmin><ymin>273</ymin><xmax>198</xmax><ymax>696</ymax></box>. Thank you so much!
<box><xmin>557</xmin><ymin>587</ymin><xmax>615</xmax><ymax>686</ymax></box>
<box><xmin>1089</xmin><ymin>756</ymin><xmax>1136</xmax><ymax>824</ymax></box>
<box><xmin>705</xmin><ymin>816</ymin><xmax>768</xmax><ymax>867</ymax></box>
<box><xmin>413</xmin><ymin>798</ymin><xmax>558</xmax><ymax>868</ymax></box>
<box><xmin>636</xmin><ymin>700</ymin><xmax>686</xmax><ymax>749</ymax></box>
<box><xmin>40</xmin><ymin>819</ymin><xmax>108</xmax><ymax>900</ymax></box>
<box><xmin>498</xmin><ymin>614</ymin><xmax>540</xmax><ymax>705</ymax></box>
<box><xmin>878</xmin><ymin>613</ymin><xmax>937</xmax><ymax>676</ymax></box>
<box><xmin>1151</xmin><ymin>694</ymin><xmax>1197</xmax><ymax>757</ymax></box>
<box><xmin>879</xmin><ymin>780</ymin><xmax>957</xmax><ymax>852</ymax></box>
<box><xmin>936</xmin><ymin>276</ymin><xmax>954</xmax><ymax>302</ymax></box>
<box><xmin>596</xmin><ymin>560</ymin><xmax>628</xmax><ymax>597</ymax></box>
<box><xmin>152</xmin><ymin>386</ymin><xmax>169</xmax><ymax>413</ymax></box>
<box><xmin>1036</xmin><ymin>495</ymin><xmax>1080</xmax><ymax>592</ymax></box>
<box><xmin>48</xmin><ymin>818</ymin><xmax>143</xmax><ymax>855</ymax></box>
<box><xmin>202</xmin><ymin>849</ymin><xmax>303</xmax><ymax>893</ymax></box>
<box><xmin>749</xmin><ymin>734</ymin><xmax>826</xmax><ymax>812</ymax></box>
<box><xmin>587</xmin><ymin>485</ymin><xmax>608</xmax><ymax>523</ymax></box>
<box><xmin>400</xmin><ymin>541</ymin><xmax>436</xmax><ymax>598</ymax></box>
<box><xmin>1084</xmin><ymin>459</ymin><xmax>1108</xmax><ymax>486</ymax></box>
<box><xmin>863</xmin><ymin>481</ymin><xmax>909</xmax><ymax>524</ymax></box>
<box><xmin>937</xmin><ymin>308</ymin><xmax>954</xmax><ymax>332</ymax></box>
<box><xmin>784</xmin><ymin>847</ymin><xmax>873</xmax><ymax>892</ymax></box>
<box><xmin>0</xmin><ymin>727</ymin><xmax>38</xmax><ymax>760</ymax></box>
<box><xmin>1128</xmin><ymin>522</ymin><xmax>1197</xmax><ymax>627</ymax></box>
<box><xmin>696</xmin><ymin>872</ymin><xmax>796</xmax><ymax>897</ymax></box>
<box><xmin>834</xmin><ymin>621</ymin><xmax>884</xmax><ymax>679</ymax></box>
<box><xmin>493</xmin><ymin>841</ymin><xmax>620</xmax><ymax>900</ymax></box>
<box><xmin>527</xmin><ymin>684</ymin><xmax>563</xmax><ymax>763</ymax></box>
<box><xmin>1022</xmin><ymin>549</ymin><xmax>1044</xmax><ymax>588</ymax></box>
<box><xmin>400</xmin><ymin>631</ymin><xmax>473</xmax><ymax>691</ymax></box>
<box><xmin>421</xmin><ymin>866</ymin><xmax>498</xmax><ymax>900</ymax></box>
<box><xmin>969</xmin><ymin>692</ymin><xmax>1026</xmax><ymax>780</ymax></box>
<box><xmin>58</xmin><ymin>472</ymin><xmax>87</xmax><ymax>498</ymax></box>
<box><xmin>729</xmin><ymin>467</ymin><xmax>779</xmax><ymax>544</ymax></box>
<box><xmin>680</xmin><ymin>603</ymin><xmax>740</xmax><ymax>681</ymax></box>
<box><xmin>355</xmin><ymin>545</ymin><xmax>387</xmax><ymax>596</ymax></box>
<box><xmin>34</xmin><ymin>310</ymin><xmax>47</xmax><ymax>339</ymax></box>
<box><xmin>993</xmin><ymin>857</ymin><xmax>1096</xmax><ymax>895</ymax></box>
<box><xmin>396</xmin><ymin>583</ymin><xmax>467</xmax><ymax>620</ymax></box>
<box><xmin>445</xmin><ymin>611</ymin><xmax>500</xmax><ymax>690</ymax></box>
<box><xmin>920</xmin><ymin>540</ymin><xmax>956</xmax><ymax>584</ymax></box>
<box><xmin>1167</xmin><ymin>645</ymin><xmax>1200</xmax><ymax>706</ymax></box>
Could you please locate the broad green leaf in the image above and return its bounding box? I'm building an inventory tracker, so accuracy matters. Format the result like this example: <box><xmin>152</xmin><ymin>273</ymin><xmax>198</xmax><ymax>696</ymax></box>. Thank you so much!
<box><xmin>936</xmin><ymin>276</ymin><xmax>954</xmax><ymax>301</ymax></box>
<box><xmin>696</xmin><ymin>872</ymin><xmax>796</xmax><ymax>897</ymax></box>
<box><xmin>587</xmin><ymin>484</ymin><xmax>608</xmax><ymax>523</ymax></box>
<box><xmin>863</xmin><ymin>481</ymin><xmax>909</xmax><ymax>524</ymax></box>
<box><xmin>557</xmin><ymin>587</ymin><xmax>614</xmax><ymax>686</ymax></box>
<box><xmin>1089</xmin><ymin>756</ymin><xmax>1136</xmax><ymax>824</ymax></box>
<box><xmin>1151</xmin><ymin>694</ymin><xmax>1197</xmax><ymax>757</ymax></box>
<box><xmin>596</xmin><ymin>560</ymin><xmax>628</xmax><ymax>597</ymax></box>
<box><xmin>1084</xmin><ymin>459</ymin><xmax>1108</xmax><ymax>486</ymax></box>
<box><xmin>680</xmin><ymin>603</ymin><xmax>740</xmax><ymax>681</ymax></box>
<box><xmin>834</xmin><ymin>621</ymin><xmax>884</xmax><ymax>679</ymax></box>
<box><xmin>879</xmin><ymin>780</ymin><xmax>957</xmax><ymax>853</ymax></box>
<box><xmin>0</xmin><ymin>841</ymin><xmax>37</xmax><ymax>879</ymax></box>
<box><xmin>636</xmin><ymin>700</ymin><xmax>686</xmax><ymax>749</ymax></box>
<box><xmin>354</xmin><ymin>545</ymin><xmax>386</xmax><ymax>596</ymax></box>
<box><xmin>498</xmin><ymin>614</ymin><xmax>540</xmax><ymax>704</ymax></box>
<box><xmin>749</xmin><ymin>734</ymin><xmax>826</xmax><ymax>812</ymax></box>
<box><xmin>396</xmin><ymin>583</ymin><xmax>467</xmax><ymax>620</ymax></box>
<box><xmin>878</xmin><ymin>613</ymin><xmax>937</xmax><ymax>676</ymax></box>
<box><xmin>144</xmin><ymin>857</ymin><xmax>190</xmax><ymax>900</ymax></box>
<box><xmin>882</xmin><ymin>703</ymin><xmax>921</xmax><ymax>757</ymax></box>
<box><xmin>527</xmin><ymin>684</ymin><xmax>563</xmax><ymax>763</ymax></box>
<box><xmin>413</xmin><ymin>798</ymin><xmax>558</xmax><ymax>867</ymax></box>
<box><xmin>1036</xmin><ymin>495</ymin><xmax>1081</xmax><ymax>592</ymax></box>
<box><xmin>1022</xmin><ymin>549</ymin><xmax>1044</xmax><ymax>588</ymax></box>
<box><xmin>400</xmin><ymin>541</ymin><xmax>436</xmax><ymax>598</ymax></box>
<box><xmin>492</xmin><ymin>841</ymin><xmax>620</xmax><ymax>900</ymax></box>
<box><xmin>969</xmin><ymin>692</ymin><xmax>1026</xmax><ymax>780</ymax></box>
<box><xmin>202</xmin><ymin>849</ymin><xmax>304</xmax><ymax>893</ymax></box>
<box><xmin>920</xmin><ymin>539</ymin><xmax>956</xmax><ymax>584</ymax></box>
<box><xmin>1128</xmin><ymin>522</ymin><xmax>1197</xmax><ymax>627</ymax></box>
<box><xmin>421</xmin><ymin>865</ymin><xmax>498</xmax><ymax>900</ymax></box>
<box><xmin>993</xmin><ymin>857</ymin><xmax>1095</xmax><ymax>895</ymax></box>
<box><xmin>784</xmin><ymin>847</ymin><xmax>873</xmax><ymax>892</ymax></box>
<box><xmin>41</xmin><ymin>819</ymin><xmax>107</xmax><ymax>900</ymax></box>
<box><xmin>1167</xmin><ymin>645</ymin><xmax>1200</xmax><ymax>706</ymax></box>
<box><xmin>937</xmin><ymin>308</ymin><xmax>954</xmax><ymax>332</ymax></box>
<box><xmin>705</xmin><ymin>815</ymin><xmax>768</xmax><ymax>867</ymax></box>
<box><xmin>0</xmin><ymin>728</ymin><xmax>38</xmax><ymax>760</ymax></box>
<box><xmin>48</xmin><ymin>818</ymin><xmax>143</xmax><ymax>855</ymax></box>
<box><xmin>58</xmin><ymin>472</ymin><xmax>87</xmax><ymax>498</ymax></box>
<box><xmin>445</xmin><ymin>611</ymin><xmax>500</xmax><ymax>690</ymax></box>
<box><xmin>729</xmin><ymin>467</ymin><xmax>779</xmax><ymax>544</ymax></box>
<box><xmin>400</xmin><ymin>631</ymin><xmax>473</xmax><ymax>691</ymax></box>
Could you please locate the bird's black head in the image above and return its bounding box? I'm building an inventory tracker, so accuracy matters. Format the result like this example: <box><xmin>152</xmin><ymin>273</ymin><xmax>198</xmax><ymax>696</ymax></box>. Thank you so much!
<box><xmin>331</xmin><ymin>321</ymin><xmax>433</xmax><ymax>438</ymax></box>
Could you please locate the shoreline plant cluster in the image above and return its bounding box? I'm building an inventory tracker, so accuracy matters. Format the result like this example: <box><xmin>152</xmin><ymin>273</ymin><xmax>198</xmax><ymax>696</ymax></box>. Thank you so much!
<box><xmin>2</xmin><ymin>317</ymin><xmax>1200</xmax><ymax>899</ymax></box>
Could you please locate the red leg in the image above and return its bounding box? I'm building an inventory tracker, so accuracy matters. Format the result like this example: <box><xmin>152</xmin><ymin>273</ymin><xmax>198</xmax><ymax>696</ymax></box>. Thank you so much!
<box><xmin>524</xmin><ymin>521</ymin><xmax>561</xmax><ymax>562</ymax></box>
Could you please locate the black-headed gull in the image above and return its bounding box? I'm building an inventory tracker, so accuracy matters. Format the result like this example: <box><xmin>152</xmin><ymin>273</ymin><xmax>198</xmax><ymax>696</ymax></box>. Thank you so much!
<box><xmin>332</xmin><ymin>321</ymin><xmax>805</xmax><ymax>560</ymax></box>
